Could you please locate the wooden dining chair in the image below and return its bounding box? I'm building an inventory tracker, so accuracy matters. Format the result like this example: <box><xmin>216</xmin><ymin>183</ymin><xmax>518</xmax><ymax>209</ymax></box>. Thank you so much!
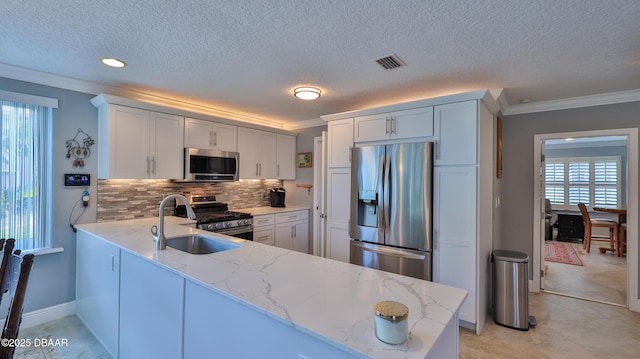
<box><xmin>618</xmin><ymin>223</ymin><xmax>627</xmax><ymax>257</ymax></box>
<box><xmin>577</xmin><ymin>203</ymin><xmax>618</xmax><ymax>254</ymax></box>
<box><xmin>0</xmin><ymin>239</ymin><xmax>35</xmax><ymax>359</ymax></box>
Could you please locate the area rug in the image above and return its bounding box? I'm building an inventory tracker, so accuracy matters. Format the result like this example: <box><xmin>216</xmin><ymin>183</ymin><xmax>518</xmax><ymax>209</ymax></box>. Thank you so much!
<box><xmin>545</xmin><ymin>241</ymin><xmax>584</xmax><ymax>266</ymax></box>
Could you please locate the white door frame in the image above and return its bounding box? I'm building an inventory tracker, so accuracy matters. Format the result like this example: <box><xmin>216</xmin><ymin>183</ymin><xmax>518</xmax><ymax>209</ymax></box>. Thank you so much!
<box><xmin>532</xmin><ymin>128</ymin><xmax>639</xmax><ymax>312</ymax></box>
<box><xmin>312</xmin><ymin>133</ymin><xmax>327</xmax><ymax>257</ymax></box>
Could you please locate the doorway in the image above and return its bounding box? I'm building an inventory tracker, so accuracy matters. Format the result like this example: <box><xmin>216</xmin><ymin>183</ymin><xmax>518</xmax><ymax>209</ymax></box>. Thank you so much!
<box><xmin>532</xmin><ymin>128</ymin><xmax>639</xmax><ymax>312</ymax></box>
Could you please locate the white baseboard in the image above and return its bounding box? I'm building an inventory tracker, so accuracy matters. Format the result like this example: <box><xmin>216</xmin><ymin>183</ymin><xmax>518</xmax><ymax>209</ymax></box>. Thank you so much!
<box><xmin>19</xmin><ymin>301</ymin><xmax>76</xmax><ymax>329</ymax></box>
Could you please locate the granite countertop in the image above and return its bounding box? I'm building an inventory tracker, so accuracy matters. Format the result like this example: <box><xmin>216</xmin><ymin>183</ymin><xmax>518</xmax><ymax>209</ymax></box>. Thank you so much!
<box><xmin>76</xmin><ymin>217</ymin><xmax>467</xmax><ymax>359</ymax></box>
<box><xmin>234</xmin><ymin>206</ymin><xmax>310</xmax><ymax>216</ymax></box>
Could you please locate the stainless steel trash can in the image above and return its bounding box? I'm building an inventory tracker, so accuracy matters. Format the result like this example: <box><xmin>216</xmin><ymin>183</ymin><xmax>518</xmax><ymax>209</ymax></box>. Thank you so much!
<box><xmin>493</xmin><ymin>249</ymin><xmax>530</xmax><ymax>330</ymax></box>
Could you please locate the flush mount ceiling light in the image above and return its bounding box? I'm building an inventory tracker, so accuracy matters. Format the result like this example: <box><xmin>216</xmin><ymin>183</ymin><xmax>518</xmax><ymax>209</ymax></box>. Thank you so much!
<box><xmin>294</xmin><ymin>87</ymin><xmax>321</xmax><ymax>100</ymax></box>
<box><xmin>100</xmin><ymin>57</ymin><xmax>127</xmax><ymax>68</ymax></box>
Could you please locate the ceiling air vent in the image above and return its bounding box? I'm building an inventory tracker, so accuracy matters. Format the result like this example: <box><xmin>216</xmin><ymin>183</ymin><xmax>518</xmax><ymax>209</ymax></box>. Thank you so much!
<box><xmin>374</xmin><ymin>54</ymin><xmax>405</xmax><ymax>70</ymax></box>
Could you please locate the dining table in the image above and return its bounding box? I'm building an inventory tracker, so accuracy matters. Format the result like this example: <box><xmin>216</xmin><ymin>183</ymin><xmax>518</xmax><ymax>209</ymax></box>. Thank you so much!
<box><xmin>593</xmin><ymin>206</ymin><xmax>627</xmax><ymax>256</ymax></box>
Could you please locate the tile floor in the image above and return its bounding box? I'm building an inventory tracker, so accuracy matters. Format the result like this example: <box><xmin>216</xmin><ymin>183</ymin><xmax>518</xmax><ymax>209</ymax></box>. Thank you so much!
<box><xmin>12</xmin><ymin>291</ymin><xmax>640</xmax><ymax>358</ymax></box>
<box><xmin>543</xmin><ymin>240</ymin><xmax>627</xmax><ymax>305</ymax></box>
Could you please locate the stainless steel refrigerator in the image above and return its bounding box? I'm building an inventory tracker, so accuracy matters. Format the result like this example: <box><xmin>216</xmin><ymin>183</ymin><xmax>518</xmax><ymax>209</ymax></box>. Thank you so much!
<box><xmin>349</xmin><ymin>142</ymin><xmax>433</xmax><ymax>280</ymax></box>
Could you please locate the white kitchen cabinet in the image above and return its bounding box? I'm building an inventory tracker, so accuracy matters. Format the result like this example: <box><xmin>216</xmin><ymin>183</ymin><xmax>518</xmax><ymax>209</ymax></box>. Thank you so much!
<box><xmin>354</xmin><ymin>107</ymin><xmax>433</xmax><ymax>142</ymax></box>
<box><xmin>75</xmin><ymin>231</ymin><xmax>120</xmax><ymax>358</ymax></box>
<box><xmin>276</xmin><ymin>134</ymin><xmax>296</xmax><ymax>179</ymax></box>
<box><xmin>434</xmin><ymin>101</ymin><xmax>478</xmax><ymax>166</ymax></box>
<box><xmin>254</xmin><ymin>214</ymin><xmax>276</xmax><ymax>246</ymax></box>
<box><xmin>119</xmin><ymin>251</ymin><xmax>184</xmax><ymax>359</ymax></box>
<box><xmin>184</xmin><ymin>117</ymin><xmax>238</xmax><ymax>152</ymax></box>
<box><xmin>183</xmin><ymin>280</ymin><xmax>355</xmax><ymax>359</ymax></box>
<box><xmin>274</xmin><ymin>210</ymin><xmax>309</xmax><ymax>253</ymax></box>
<box><xmin>327</xmin><ymin>118</ymin><xmax>353</xmax><ymax>168</ymax></box>
<box><xmin>238</xmin><ymin>127</ymin><xmax>276</xmax><ymax>179</ymax></box>
<box><xmin>326</xmin><ymin>168</ymin><xmax>351</xmax><ymax>262</ymax></box>
<box><xmin>433</xmin><ymin>166</ymin><xmax>477</xmax><ymax>324</ymax></box>
<box><xmin>97</xmin><ymin>104</ymin><xmax>184</xmax><ymax>179</ymax></box>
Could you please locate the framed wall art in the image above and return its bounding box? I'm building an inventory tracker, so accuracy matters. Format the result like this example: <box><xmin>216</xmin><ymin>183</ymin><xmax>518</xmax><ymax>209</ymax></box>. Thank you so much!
<box><xmin>298</xmin><ymin>152</ymin><xmax>312</xmax><ymax>168</ymax></box>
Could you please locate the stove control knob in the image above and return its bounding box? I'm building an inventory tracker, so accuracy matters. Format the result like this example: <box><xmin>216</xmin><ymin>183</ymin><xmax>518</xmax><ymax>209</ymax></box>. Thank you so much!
<box><xmin>244</xmin><ymin>220</ymin><xmax>250</xmax><ymax>225</ymax></box>
<box><xmin>237</xmin><ymin>220</ymin><xmax>242</xmax><ymax>226</ymax></box>
<box><xmin>214</xmin><ymin>223</ymin><xmax>221</xmax><ymax>229</ymax></box>
<box><xmin>207</xmin><ymin>224</ymin><xmax>215</xmax><ymax>231</ymax></box>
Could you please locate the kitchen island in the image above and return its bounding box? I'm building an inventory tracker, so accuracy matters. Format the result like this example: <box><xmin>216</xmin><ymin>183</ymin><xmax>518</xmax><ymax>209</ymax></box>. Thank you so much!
<box><xmin>76</xmin><ymin>217</ymin><xmax>467</xmax><ymax>359</ymax></box>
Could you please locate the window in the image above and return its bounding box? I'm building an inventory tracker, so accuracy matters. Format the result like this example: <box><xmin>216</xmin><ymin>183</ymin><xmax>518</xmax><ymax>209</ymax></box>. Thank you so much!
<box><xmin>0</xmin><ymin>99</ymin><xmax>52</xmax><ymax>250</ymax></box>
<box><xmin>545</xmin><ymin>156</ymin><xmax>621</xmax><ymax>210</ymax></box>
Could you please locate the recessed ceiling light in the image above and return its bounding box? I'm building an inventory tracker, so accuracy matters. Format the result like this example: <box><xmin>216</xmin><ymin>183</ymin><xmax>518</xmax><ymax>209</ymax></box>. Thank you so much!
<box><xmin>101</xmin><ymin>57</ymin><xmax>127</xmax><ymax>68</ymax></box>
<box><xmin>565</xmin><ymin>138</ymin><xmax>574</xmax><ymax>141</ymax></box>
<box><xmin>294</xmin><ymin>87</ymin><xmax>321</xmax><ymax>100</ymax></box>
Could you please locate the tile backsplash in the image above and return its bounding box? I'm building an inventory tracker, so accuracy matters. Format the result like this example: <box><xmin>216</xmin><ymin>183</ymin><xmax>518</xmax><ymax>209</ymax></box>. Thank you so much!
<box><xmin>97</xmin><ymin>179</ymin><xmax>282</xmax><ymax>222</ymax></box>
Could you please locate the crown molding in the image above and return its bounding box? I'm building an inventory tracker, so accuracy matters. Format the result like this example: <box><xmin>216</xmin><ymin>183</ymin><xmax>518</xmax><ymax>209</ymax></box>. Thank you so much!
<box><xmin>503</xmin><ymin>88</ymin><xmax>640</xmax><ymax>116</ymax></box>
<box><xmin>284</xmin><ymin>118</ymin><xmax>326</xmax><ymax>131</ymax></box>
<box><xmin>0</xmin><ymin>62</ymin><xmax>286</xmax><ymax>129</ymax></box>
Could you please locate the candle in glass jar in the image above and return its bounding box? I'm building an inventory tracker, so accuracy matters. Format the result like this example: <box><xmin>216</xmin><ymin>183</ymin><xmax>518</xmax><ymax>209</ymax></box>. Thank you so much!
<box><xmin>374</xmin><ymin>301</ymin><xmax>409</xmax><ymax>344</ymax></box>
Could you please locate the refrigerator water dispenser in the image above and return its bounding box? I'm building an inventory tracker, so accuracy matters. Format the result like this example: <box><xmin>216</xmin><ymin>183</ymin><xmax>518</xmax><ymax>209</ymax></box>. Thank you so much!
<box><xmin>357</xmin><ymin>190</ymin><xmax>378</xmax><ymax>228</ymax></box>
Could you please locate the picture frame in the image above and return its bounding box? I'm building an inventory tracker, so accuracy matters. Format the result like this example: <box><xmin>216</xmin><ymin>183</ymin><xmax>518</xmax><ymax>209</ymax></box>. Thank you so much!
<box><xmin>298</xmin><ymin>152</ymin><xmax>312</xmax><ymax>168</ymax></box>
<box><xmin>496</xmin><ymin>115</ymin><xmax>503</xmax><ymax>178</ymax></box>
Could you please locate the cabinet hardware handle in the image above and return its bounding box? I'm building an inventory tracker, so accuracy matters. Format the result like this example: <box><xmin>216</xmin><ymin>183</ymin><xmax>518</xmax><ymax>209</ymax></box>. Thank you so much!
<box><xmin>213</xmin><ymin>132</ymin><xmax>217</xmax><ymax>147</ymax></box>
<box><xmin>209</xmin><ymin>131</ymin><xmax>214</xmax><ymax>146</ymax></box>
<box><xmin>146</xmin><ymin>157</ymin><xmax>151</xmax><ymax>175</ymax></box>
<box><xmin>349</xmin><ymin>146</ymin><xmax>353</xmax><ymax>162</ymax></box>
<box><xmin>110</xmin><ymin>254</ymin><xmax>115</xmax><ymax>272</ymax></box>
<box><xmin>385</xmin><ymin>117</ymin><xmax>390</xmax><ymax>135</ymax></box>
<box><xmin>259</xmin><ymin>163</ymin><xmax>262</xmax><ymax>176</ymax></box>
<box><xmin>391</xmin><ymin>117</ymin><xmax>396</xmax><ymax>134</ymax></box>
<box><xmin>256</xmin><ymin>163</ymin><xmax>259</xmax><ymax>176</ymax></box>
<box><xmin>434</xmin><ymin>140</ymin><xmax>440</xmax><ymax>160</ymax></box>
<box><xmin>152</xmin><ymin>157</ymin><xmax>156</xmax><ymax>175</ymax></box>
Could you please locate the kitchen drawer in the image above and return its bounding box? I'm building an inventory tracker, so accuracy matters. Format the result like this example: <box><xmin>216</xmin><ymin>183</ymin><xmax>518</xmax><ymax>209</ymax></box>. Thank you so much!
<box><xmin>253</xmin><ymin>214</ymin><xmax>275</xmax><ymax>227</ymax></box>
<box><xmin>275</xmin><ymin>210</ymin><xmax>308</xmax><ymax>224</ymax></box>
<box><xmin>254</xmin><ymin>226</ymin><xmax>275</xmax><ymax>246</ymax></box>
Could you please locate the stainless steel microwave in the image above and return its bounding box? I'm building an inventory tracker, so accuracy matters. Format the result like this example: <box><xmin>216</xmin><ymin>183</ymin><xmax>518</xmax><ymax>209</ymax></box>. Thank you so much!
<box><xmin>184</xmin><ymin>148</ymin><xmax>239</xmax><ymax>181</ymax></box>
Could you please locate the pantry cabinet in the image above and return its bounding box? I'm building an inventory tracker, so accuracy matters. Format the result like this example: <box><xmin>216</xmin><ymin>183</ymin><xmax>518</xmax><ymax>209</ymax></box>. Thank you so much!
<box><xmin>327</xmin><ymin>118</ymin><xmax>353</xmax><ymax>168</ymax></box>
<box><xmin>434</xmin><ymin>101</ymin><xmax>478</xmax><ymax>165</ymax></box>
<box><xmin>184</xmin><ymin>117</ymin><xmax>237</xmax><ymax>152</ymax></box>
<box><xmin>96</xmin><ymin>104</ymin><xmax>184</xmax><ymax>179</ymax></box>
<box><xmin>238</xmin><ymin>127</ymin><xmax>277</xmax><ymax>179</ymax></box>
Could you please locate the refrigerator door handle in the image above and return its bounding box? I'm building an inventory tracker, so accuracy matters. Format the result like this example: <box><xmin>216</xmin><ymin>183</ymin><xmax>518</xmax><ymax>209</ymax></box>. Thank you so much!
<box><xmin>383</xmin><ymin>153</ymin><xmax>391</xmax><ymax>235</ymax></box>
<box><xmin>351</xmin><ymin>240</ymin><xmax>427</xmax><ymax>260</ymax></box>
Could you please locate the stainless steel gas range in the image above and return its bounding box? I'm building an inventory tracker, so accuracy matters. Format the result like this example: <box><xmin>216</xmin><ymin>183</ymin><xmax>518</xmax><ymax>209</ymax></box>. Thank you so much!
<box><xmin>175</xmin><ymin>195</ymin><xmax>253</xmax><ymax>241</ymax></box>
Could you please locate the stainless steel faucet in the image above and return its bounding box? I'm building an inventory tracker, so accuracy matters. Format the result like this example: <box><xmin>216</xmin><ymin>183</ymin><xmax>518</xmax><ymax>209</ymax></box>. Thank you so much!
<box><xmin>151</xmin><ymin>194</ymin><xmax>196</xmax><ymax>250</ymax></box>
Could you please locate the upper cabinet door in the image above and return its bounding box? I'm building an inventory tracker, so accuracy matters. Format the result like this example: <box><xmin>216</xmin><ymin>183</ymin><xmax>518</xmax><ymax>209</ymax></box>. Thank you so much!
<box><xmin>150</xmin><ymin>112</ymin><xmax>184</xmax><ymax>179</ymax></box>
<box><xmin>276</xmin><ymin>134</ymin><xmax>296</xmax><ymax>180</ymax></box>
<box><xmin>257</xmin><ymin>131</ymin><xmax>276</xmax><ymax>179</ymax></box>
<box><xmin>212</xmin><ymin>123</ymin><xmax>238</xmax><ymax>152</ymax></box>
<box><xmin>184</xmin><ymin>117</ymin><xmax>213</xmax><ymax>149</ymax></box>
<box><xmin>184</xmin><ymin>118</ymin><xmax>237</xmax><ymax>152</ymax></box>
<box><xmin>101</xmin><ymin>105</ymin><xmax>150</xmax><ymax>179</ymax></box>
<box><xmin>434</xmin><ymin>101</ymin><xmax>478</xmax><ymax>166</ymax></box>
<box><xmin>390</xmin><ymin>107</ymin><xmax>434</xmax><ymax>140</ymax></box>
<box><xmin>354</xmin><ymin>113</ymin><xmax>389</xmax><ymax>142</ymax></box>
<box><xmin>327</xmin><ymin>118</ymin><xmax>354</xmax><ymax>168</ymax></box>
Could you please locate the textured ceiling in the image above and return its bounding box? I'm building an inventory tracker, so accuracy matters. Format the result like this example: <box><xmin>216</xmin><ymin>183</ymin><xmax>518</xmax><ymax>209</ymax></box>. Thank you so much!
<box><xmin>1</xmin><ymin>0</ymin><xmax>639</xmax><ymax>128</ymax></box>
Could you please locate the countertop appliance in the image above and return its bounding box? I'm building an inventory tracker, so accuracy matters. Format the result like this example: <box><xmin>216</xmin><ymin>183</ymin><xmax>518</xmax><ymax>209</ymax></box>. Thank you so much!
<box><xmin>349</xmin><ymin>142</ymin><xmax>433</xmax><ymax>281</ymax></box>
<box><xmin>270</xmin><ymin>187</ymin><xmax>286</xmax><ymax>207</ymax></box>
<box><xmin>175</xmin><ymin>194</ymin><xmax>253</xmax><ymax>240</ymax></box>
<box><xmin>183</xmin><ymin>148</ymin><xmax>239</xmax><ymax>182</ymax></box>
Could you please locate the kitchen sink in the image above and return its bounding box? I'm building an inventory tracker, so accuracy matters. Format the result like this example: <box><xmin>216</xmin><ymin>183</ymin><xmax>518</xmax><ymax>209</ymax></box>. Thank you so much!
<box><xmin>165</xmin><ymin>234</ymin><xmax>241</xmax><ymax>255</ymax></box>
